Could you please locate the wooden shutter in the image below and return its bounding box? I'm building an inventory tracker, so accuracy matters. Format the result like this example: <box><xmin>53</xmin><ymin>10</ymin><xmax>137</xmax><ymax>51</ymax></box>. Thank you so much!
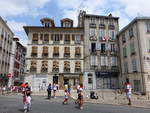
<box><xmin>72</xmin><ymin>34</ymin><xmax>75</xmax><ymax>41</ymax></box>
<box><xmin>51</xmin><ymin>34</ymin><xmax>53</xmax><ymax>40</ymax></box>
<box><xmin>43</xmin><ymin>46</ymin><xmax>48</xmax><ymax>53</ymax></box>
<box><xmin>81</xmin><ymin>35</ymin><xmax>84</xmax><ymax>41</ymax></box>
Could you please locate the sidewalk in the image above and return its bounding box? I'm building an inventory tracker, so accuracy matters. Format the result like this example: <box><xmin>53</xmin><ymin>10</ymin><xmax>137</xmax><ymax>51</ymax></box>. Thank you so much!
<box><xmin>70</xmin><ymin>90</ymin><xmax>150</xmax><ymax>109</ymax></box>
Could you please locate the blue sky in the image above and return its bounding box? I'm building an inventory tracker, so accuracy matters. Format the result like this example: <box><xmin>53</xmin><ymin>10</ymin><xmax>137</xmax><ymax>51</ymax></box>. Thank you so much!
<box><xmin>1</xmin><ymin>0</ymin><xmax>150</xmax><ymax>46</ymax></box>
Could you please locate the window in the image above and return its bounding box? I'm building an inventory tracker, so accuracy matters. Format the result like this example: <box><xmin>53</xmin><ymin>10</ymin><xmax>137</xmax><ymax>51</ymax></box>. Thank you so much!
<box><xmin>111</xmin><ymin>57</ymin><xmax>117</xmax><ymax>66</ymax></box>
<box><xmin>90</xmin><ymin>17</ymin><xmax>95</xmax><ymax>23</ymax></box>
<box><xmin>129</xmin><ymin>27</ymin><xmax>134</xmax><ymax>38</ymax></box>
<box><xmin>63</xmin><ymin>22</ymin><xmax>71</xmax><ymax>27</ymax></box>
<box><xmin>110</xmin><ymin>44</ymin><xmax>115</xmax><ymax>52</ymax></box>
<box><xmin>32</xmin><ymin>33</ymin><xmax>38</xmax><ymax>44</ymax></box>
<box><xmin>109</xmin><ymin>19</ymin><xmax>114</xmax><ymax>25</ymax></box>
<box><xmin>130</xmin><ymin>42</ymin><xmax>135</xmax><ymax>55</ymax></box>
<box><xmin>75</xmin><ymin>47</ymin><xmax>81</xmax><ymax>57</ymax></box>
<box><xmin>75</xmin><ymin>61</ymin><xmax>81</xmax><ymax>72</ymax></box>
<box><xmin>90</xmin><ymin>28</ymin><xmax>97</xmax><ymax>40</ymax></box>
<box><xmin>64</xmin><ymin>47</ymin><xmax>70</xmax><ymax>57</ymax></box>
<box><xmin>101</xmin><ymin>56</ymin><xmax>108</xmax><ymax>66</ymax></box>
<box><xmin>30</xmin><ymin>61</ymin><xmax>37</xmax><ymax>72</ymax></box>
<box><xmin>109</xmin><ymin>30</ymin><xmax>115</xmax><ymax>40</ymax></box>
<box><xmin>64</xmin><ymin>61</ymin><xmax>70</xmax><ymax>72</ymax></box>
<box><xmin>91</xmin><ymin>55</ymin><xmax>98</xmax><ymax>66</ymax></box>
<box><xmin>75</xmin><ymin>35</ymin><xmax>81</xmax><ymax>44</ymax></box>
<box><xmin>101</xmin><ymin>43</ymin><xmax>106</xmax><ymax>52</ymax></box>
<box><xmin>123</xmin><ymin>47</ymin><xmax>127</xmax><ymax>57</ymax></box>
<box><xmin>122</xmin><ymin>33</ymin><xmax>126</xmax><ymax>44</ymax></box>
<box><xmin>42</xmin><ymin>46</ymin><xmax>48</xmax><ymax>57</ymax></box>
<box><xmin>43</xmin><ymin>34</ymin><xmax>49</xmax><ymax>44</ymax></box>
<box><xmin>132</xmin><ymin>59</ymin><xmax>137</xmax><ymax>72</ymax></box>
<box><xmin>53</xmin><ymin>47</ymin><xmax>59</xmax><ymax>57</ymax></box>
<box><xmin>148</xmin><ymin>40</ymin><xmax>150</xmax><ymax>52</ymax></box>
<box><xmin>41</xmin><ymin>61</ymin><xmax>48</xmax><ymax>72</ymax></box>
<box><xmin>52</xmin><ymin>61</ymin><xmax>59</xmax><ymax>72</ymax></box>
<box><xmin>146</xmin><ymin>22</ymin><xmax>150</xmax><ymax>32</ymax></box>
<box><xmin>88</xmin><ymin>74</ymin><xmax>93</xmax><ymax>84</ymax></box>
<box><xmin>31</xmin><ymin>46</ymin><xmax>37</xmax><ymax>57</ymax></box>
<box><xmin>53</xmin><ymin>34</ymin><xmax>61</xmax><ymax>44</ymax></box>
<box><xmin>99</xmin><ymin>18</ymin><xmax>104</xmax><ymax>24</ymax></box>
<box><xmin>99</xmin><ymin>29</ymin><xmax>105</xmax><ymax>40</ymax></box>
<box><xmin>64</xmin><ymin>34</ymin><xmax>70</xmax><ymax>44</ymax></box>
<box><xmin>91</xmin><ymin>43</ymin><xmax>96</xmax><ymax>52</ymax></box>
<box><xmin>124</xmin><ymin>62</ymin><xmax>128</xmax><ymax>73</ymax></box>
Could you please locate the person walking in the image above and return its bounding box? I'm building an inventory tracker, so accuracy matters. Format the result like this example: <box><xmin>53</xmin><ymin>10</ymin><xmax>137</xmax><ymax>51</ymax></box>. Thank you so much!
<box><xmin>62</xmin><ymin>90</ymin><xmax>69</xmax><ymax>105</ymax></box>
<box><xmin>53</xmin><ymin>83</ymin><xmax>57</xmax><ymax>98</ymax></box>
<box><xmin>78</xmin><ymin>83</ymin><xmax>84</xmax><ymax>109</ymax></box>
<box><xmin>47</xmin><ymin>83</ymin><xmax>52</xmax><ymax>99</ymax></box>
<box><xmin>68</xmin><ymin>84</ymin><xmax>71</xmax><ymax>96</ymax></box>
<box><xmin>22</xmin><ymin>82</ymin><xmax>32</xmax><ymax>113</ymax></box>
<box><xmin>125</xmin><ymin>78</ymin><xmax>132</xmax><ymax>105</ymax></box>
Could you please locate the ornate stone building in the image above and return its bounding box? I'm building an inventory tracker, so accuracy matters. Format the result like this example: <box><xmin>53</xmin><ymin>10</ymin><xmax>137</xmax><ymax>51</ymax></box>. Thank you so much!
<box><xmin>78</xmin><ymin>11</ymin><xmax>119</xmax><ymax>89</ymax></box>
<box><xmin>24</xmin><ymin>18</ymin><xmax>84</xmax><ymax>91</ymax></box>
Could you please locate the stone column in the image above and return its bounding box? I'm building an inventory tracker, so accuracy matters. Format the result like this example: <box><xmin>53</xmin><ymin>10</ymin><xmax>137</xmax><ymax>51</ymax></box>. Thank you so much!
<box><xmin>59</xmin><ymin>74</ymin><xmax>64</xmax><ymax>89</ymax></box>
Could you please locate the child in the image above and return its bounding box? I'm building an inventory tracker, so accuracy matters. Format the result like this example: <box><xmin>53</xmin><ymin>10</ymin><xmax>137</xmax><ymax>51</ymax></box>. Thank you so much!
<box><xmin>62</xmin><ymin>90</ymin><xmax>69</xmax><ymax>105</ymax></box>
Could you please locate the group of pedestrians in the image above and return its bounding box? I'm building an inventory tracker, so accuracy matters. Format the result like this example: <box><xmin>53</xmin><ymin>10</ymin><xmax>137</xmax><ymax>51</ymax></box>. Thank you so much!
<box><xmin>47</xmin><ymin>83</ymin><xmax>58</xmax><ymax>99</ymax></box>
<box><xmin>20</xmin><ymin>79</ymin><xmax>132</xmax><ymax>112</ymax></box>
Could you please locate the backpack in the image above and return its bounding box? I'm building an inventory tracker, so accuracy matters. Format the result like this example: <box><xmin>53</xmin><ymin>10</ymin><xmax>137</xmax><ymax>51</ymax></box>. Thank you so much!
<box><xmin>47</xmin><ymin>86</ymin><xmax>52</xmax><ymax>91</ymax></box>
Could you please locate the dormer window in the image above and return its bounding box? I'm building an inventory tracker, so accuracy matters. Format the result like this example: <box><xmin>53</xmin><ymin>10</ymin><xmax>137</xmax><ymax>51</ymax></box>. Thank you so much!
<box><xmin>40</xmin><ymin>18</ymin><xmax>55</xmax><ymax>27</ymax></box>
<box><xmin>61</xmin><ymin>18</ymin><xmax>73</xmax><ymax>27</ymax></box>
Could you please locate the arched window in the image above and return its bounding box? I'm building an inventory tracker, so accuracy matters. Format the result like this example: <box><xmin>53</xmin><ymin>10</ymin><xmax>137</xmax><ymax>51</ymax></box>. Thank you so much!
<box><xmin>32</xmin><ymin>33</ymin><xmax>38</xmax><ymax>44</ymax></box>
<box><xmin>52</xmin><ymin>61</ymin><xmax>59</xmax><ymax>72</ymax></box>
<box><xmin>30</xmin><ymin>60</ymin><xmax>37</xmax><ymax>72</ymax></box>
<box><xmin>75</xmin><ymin>47</ymin><xmax>81</xmax><ymax>57</ymax></box>
<box><xmin>75</xmin><ymin>61</ymin><xmax>81</xmax><ymax>72</ymax></box>
<box><xmin>64</xmin><ymin>61</ymin><xmax>70</xmax><ymax>72</ymax></box>
<box><xmin>41</xmin><ymin>61</ymin><xmax>48</xmax><ymax>72</ymax></box>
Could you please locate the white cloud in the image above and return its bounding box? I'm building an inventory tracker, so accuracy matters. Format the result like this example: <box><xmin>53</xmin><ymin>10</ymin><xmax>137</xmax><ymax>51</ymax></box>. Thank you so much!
<box><xmin>56</xmin><ymin>0</ymin><xmax>150</xmax><ymax>29</ymax></box>
<box><xmin>0</xmin><ymin>0</ymin><xmax>51</xmax><ymax>17</ymax></box>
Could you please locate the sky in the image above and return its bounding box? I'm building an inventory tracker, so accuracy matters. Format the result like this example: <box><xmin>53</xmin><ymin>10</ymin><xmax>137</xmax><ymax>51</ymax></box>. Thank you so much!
<box><xmin>1</xmin><ymin>0</ymin><xmax>150</xmax><ymax>46</ymax></box>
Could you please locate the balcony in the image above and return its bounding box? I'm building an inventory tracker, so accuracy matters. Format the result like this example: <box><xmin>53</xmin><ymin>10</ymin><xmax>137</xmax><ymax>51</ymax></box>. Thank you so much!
<box><xmin>43</xmin><ymin>41</ymin><xmax>49</xmax><ymax>44</ymax></box>
<box><xmin>111</xmin><ymin>66</ymin><xmax>119</xmax><ymax>71</ymax></box>
<box><xmin>101</xmin><ymin>66</ymin><xmax>108</xmax><ymax>70</ymax></box>
<box><xmin>53</xmin><ymin>53</ymin><xmax>59</xmax><ymax>58</ymax></box>
<box><xmin>74</xmin><ymin>40</ymin><xmax>81</xmax><ymax>44</ymax></box>
<box><xmin>64</xmin><ymin>53</ymin><xmax>70</xmax><ymax>58</ymax></box>
<box><xmin>64</xmin><ymin>68</ymin><xmax>70</xmax><ymax>73</ymax></box>
<box><xmin>75</xmin><ymin>68</ymin><xmax>81</xmax><ymax>73</ymax></box>
<box><xmin>42</xmin><ymin>53</ymin><xmax>48</xmax><ymax>57</ymax></box>
<box><xmin>31</xmin><ymin>53</ymin><xmax>37</xmax><ymax>57</ymax></box>
<box><xmin>110</xmin><ymin>51</ymin><xmax>117</xmax><ymax>56</ymax></box>
<box><xmin>89</xmin><ymin>23</ymin><xmax>96</xmax><ymax>28</ymax></box>
<box><xmin>108</xmin><ymin>25</ymin><xmax>115</xmax><ymax>29</ymax></box>
<box><xmin>101</xmin><ymin>51</ymin><xmax>107</xmax><ymax>55</ymax></box>
<box><xmin>32</xmin><ymin>40</ymin><xmax>38</xmax><ymax>44</ymax></box>
<box><xmin>52</xmin><ymin>68</ymin><xmax>59</xmax><ymax>73</ymax></box>
<box><xmin>90</xmin><ymin>65</ymin><xmax>98</xmax><ymax>69</ymax></box>
<box><xmin>53</xmin><ymin>41</ymin><xmax>60</xmax><ymax>44</ymax></box>
<box><xmin>75</xmin><ymin>53</ymin><xmax>81</xmax><ymax>58</ymax></box>
<box><xmin>41</xmin><ymin>68</ymin><xmax>48</xmax><ymax>73</ymax></box>
<box><xmin>99</xmin><ymin>24</ymin><xmax>105</xmax><ymax>29</ymax></box>
<box><xmin>30</xmin><ymin>68</ymin><xmax>37</xmax><ymax>73</ymax></box>
<box><xmin>64</xmin><ymin>40</ymin><xmax>70</xmax><ymax>44</ymax></box>
<box><xmin>90</xmin><ymin>36</ymin><xmax>97</xmax><ymax>41</ymax></box>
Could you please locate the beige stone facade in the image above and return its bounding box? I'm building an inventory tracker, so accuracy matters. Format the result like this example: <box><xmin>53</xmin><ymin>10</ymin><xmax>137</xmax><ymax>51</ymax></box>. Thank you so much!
<box><xmin>24</xmin><ymin>18</ymin><xmax>84</xmax><ymax>91</ymax></box>
<box><xmin>118</xmin><ymin>17</ymin><xmax>150</xmax><ymax>94</ymax></box>
<box><xmin>78</xmin><ymin>11</ymin><xmax>119</xmax><ymax>89</ymax></box>
<box><xmin>0</xmin><ymin>16</ymin><xmax>14</xmax><ymax>86</ymax></box>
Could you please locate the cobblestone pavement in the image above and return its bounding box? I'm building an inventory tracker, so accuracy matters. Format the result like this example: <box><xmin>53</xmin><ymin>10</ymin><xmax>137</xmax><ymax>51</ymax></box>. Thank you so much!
<box><xmin>0</xmin><ymin>95</ymin><xmax>150</xmax><ymax>113</ymax></box>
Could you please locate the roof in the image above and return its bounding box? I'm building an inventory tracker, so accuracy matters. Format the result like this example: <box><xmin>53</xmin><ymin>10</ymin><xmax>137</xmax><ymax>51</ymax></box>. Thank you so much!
<box><xmin>23</xmin><ymin>26</ymin><xmax>84</xmax><ymax>35</ymax></box>
<box><xmin>84</xmin><ymin>13</ymin><xmax>119</xmax><ymax>19</ymax></box>
<box><xmin>61</xmin><ymin>18</ymin><xmax>73</xmax><ymax>22</ymax></box>
<box><xmin>0</xmin><ymin>16</ymin><xmax>14</xmax><ymax>35</ymax></box>
<box><xmin>118</xmin><ymin>17</ymin><xmax>150</xmax><ymax>36</ymax></box>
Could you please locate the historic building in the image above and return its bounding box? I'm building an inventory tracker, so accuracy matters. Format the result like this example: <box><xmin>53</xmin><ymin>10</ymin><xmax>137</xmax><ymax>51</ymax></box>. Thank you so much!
<box><xmin>24</xmin><ymin>18</ymin><xmax>84</xmax><ymax>91</ymax></box>
<box><xmin>78</xmin><ymin>11</ymin><xmax>119</xmax><ymax>89</ymax></box>
<box><xmin>118</xmin><ymin>17</ymin><xmax>150</xmax><ymax>94</ymax></box>
<box><xmin>0</xmin><ymin>16</ymin><xmax>14</xmax><ymax>86</ymax></box>
<box><xmin>8</xmin><ymin>36</ymin><xmax>26</xmax><ymax>86</ymax></box>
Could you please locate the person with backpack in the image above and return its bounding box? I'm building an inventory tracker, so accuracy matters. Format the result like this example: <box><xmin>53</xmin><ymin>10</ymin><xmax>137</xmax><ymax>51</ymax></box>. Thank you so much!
<box><xmin>47</xmin><ymin>83</ymin><xmax>52</xmax><ymax>99</ymax></box>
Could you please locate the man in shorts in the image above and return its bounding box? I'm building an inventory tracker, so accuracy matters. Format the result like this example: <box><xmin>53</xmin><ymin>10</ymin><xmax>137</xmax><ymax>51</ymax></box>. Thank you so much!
<box><xmin>125</xmin><ymin>78</ymin><xmax>132</xmax><ymax>105</ymax></box>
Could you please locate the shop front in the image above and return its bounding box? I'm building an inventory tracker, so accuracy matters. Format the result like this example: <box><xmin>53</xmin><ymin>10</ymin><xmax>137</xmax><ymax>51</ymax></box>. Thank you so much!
<box><xmin>96</xmin><ymin>72</ymin><xmax>119</xmax><ymax>89</ymax></box>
